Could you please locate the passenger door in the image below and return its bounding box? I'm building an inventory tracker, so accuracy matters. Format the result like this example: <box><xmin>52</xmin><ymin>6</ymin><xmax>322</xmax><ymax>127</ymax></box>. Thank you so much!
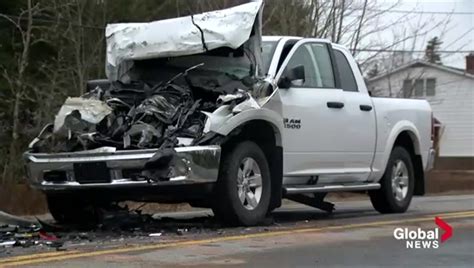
<box><xmin>276</xmin><ymin>40</ymin><xmax>375</xmax><ymax>184</ymax></box>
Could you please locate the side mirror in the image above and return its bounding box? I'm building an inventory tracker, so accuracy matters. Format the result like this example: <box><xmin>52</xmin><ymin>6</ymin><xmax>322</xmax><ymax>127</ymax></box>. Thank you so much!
<box><xmin>278</xmin><ymin>65</ymin><xmax>305</xmax><ymax>89</ymax></box>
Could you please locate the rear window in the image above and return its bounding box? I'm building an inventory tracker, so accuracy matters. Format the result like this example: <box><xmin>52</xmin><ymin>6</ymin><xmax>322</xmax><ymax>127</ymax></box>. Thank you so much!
<box><xmin>334</xmin><ymin>50</ymin><xmax>358</xmax><ymax>92</ymax></box>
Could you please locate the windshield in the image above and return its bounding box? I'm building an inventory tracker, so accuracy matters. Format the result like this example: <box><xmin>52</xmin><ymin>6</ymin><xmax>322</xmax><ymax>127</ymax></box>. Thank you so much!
<box><xmin>128</xmin><ymin>41</ymin><xmax>277</xmax><ymax>85</ymax></box>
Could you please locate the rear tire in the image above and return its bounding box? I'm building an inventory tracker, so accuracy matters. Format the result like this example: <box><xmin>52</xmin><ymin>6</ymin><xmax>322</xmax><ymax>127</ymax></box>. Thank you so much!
<box><xmin>212</xmin><ymin>141</ymin><xmax>271</xmax><ymax>226</ymax></box>
<box><xmin>46</xmin><ymin>194</ymin><xmax>102</xmax><ymax>224</ymax></box>
<box><xmin>369</xmin><ymin>146</ymin><xmax>415</xmax><ymax>213</ymax></box>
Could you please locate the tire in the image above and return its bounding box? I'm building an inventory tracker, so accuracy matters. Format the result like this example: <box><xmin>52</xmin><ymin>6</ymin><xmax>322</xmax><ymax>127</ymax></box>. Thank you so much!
<box><xmin>369</xmin><ymin>146</ymin><xmax>415</xmax><ymax>213</ymax></box>
<box><xmin>212</xmin><ymin>141</ymin><xmax>272</xmax><ymax>226</ymax></box>
<box><xmin>46</xmin><ymin>194</ymin><xmax>102</xmax><ymax>224</ymax></box>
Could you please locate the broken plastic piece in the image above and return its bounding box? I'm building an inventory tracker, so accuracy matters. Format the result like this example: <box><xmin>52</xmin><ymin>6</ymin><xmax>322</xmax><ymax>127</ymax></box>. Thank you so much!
<box><xmin>217</xmin><ymin>89</ymin><xmax>248</xmax><ymax>105</ymax></box>
<box><xmin>177</xmin><ymin>137</ymin><xmax>193</xmax><ymax>146</ymax></box>
<box><xmin>0</xmin><ymin>241</ymin><xmax>16</xmax><ymax>247</ymax></box>
<box><xmin>148</xmin><ymin>233</ymin><xmax>162</xmax><ymax>237</ymax></box>
<box><xmin>176</xmin><ymin>228</ymin><xmax>188</xmax><ymax>235</ymax></box>
<box><xmin>54</xmin><ymin>97</ymin><xmax>113</xmax><ymax>133</ymax></box>
<box><xmin>39</xmin><ymin>230</ymin><xmax>58</xmax><ymax>241</ymax></box>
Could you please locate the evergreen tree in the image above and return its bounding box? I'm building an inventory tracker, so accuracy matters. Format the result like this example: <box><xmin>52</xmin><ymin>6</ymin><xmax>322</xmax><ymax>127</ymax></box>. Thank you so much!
<box><xmin>424</xmin><ymin>37</ymin><xmax>443</xmax><ymax>64</ymax></box>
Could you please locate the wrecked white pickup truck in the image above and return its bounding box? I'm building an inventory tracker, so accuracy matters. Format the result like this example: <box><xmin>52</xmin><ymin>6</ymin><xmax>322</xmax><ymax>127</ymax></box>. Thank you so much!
<box><xmin>24</xmin><ymin>1</ymin><xmax>435</xmax><ymax>226</ymax></box>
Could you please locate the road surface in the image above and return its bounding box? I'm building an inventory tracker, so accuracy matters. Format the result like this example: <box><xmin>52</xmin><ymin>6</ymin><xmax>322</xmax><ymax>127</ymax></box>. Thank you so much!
<box><xmin>0</xmin><ymin>194</ymin><xmax>473</xmax><ymax>267</ymax></box>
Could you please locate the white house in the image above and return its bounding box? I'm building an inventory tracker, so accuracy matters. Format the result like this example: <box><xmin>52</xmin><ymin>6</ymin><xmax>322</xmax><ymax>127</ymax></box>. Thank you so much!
<box><xmin>367</xmin><ymin>55</ymin><xmax>474</xmax><ymax>162</ymax></box>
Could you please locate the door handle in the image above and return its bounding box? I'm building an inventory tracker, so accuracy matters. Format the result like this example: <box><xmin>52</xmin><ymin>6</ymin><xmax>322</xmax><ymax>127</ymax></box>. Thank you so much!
<box><xmin>327</xmin><ymin>102</ymin><xmax>344</xmax><ymax>109</ymax></box>
<box><xmin>359</xmin><ymin>104</ymin><xmax>373</xmax><ymax>111</ymax></box>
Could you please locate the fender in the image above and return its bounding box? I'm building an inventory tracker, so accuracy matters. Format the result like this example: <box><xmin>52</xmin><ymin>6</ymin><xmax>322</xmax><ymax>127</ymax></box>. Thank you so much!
<box><xmin>379</xmin><ymin>120</ymin><xmax>422</xmax><ymax>176</ymax></box>
<box><xmin>213</xmin><ymin>107</ymin><xmax>284</xmax><ymax>146</ymax></box>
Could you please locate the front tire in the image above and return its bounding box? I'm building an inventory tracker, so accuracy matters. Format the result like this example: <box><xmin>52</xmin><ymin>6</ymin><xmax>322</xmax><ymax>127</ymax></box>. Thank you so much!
<box><xmin>369</xmin><ymin>146</ymin><xmax>415</xmax><ymax>213</ymax></box>
<box><xmin>212</xmin><ymin>141</ymin><xmax>271</xmax><ymax>226</ymax></box>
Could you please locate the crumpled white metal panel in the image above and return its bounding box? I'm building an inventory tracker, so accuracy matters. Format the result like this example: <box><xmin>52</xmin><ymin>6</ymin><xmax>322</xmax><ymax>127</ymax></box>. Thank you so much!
<box><xmin>106</xmin><ymin>1</ymin><xmax>263</xmax><ymax>80</ymax></box>
<box><xmin>53</xmin><ymin>97</ymin><xmax>113</xmax><ymax>133</ymax></box>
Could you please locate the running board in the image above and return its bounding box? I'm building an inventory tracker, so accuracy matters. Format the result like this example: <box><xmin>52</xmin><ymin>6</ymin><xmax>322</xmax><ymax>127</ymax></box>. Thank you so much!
<box><xmin>283</xmin><ymin>183</ymin><xmax>380</xmax><ymax>195</ymax></box>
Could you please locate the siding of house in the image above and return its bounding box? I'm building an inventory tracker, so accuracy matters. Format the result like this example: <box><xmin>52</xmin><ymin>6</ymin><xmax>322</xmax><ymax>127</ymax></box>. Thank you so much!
<box><xmin>368</xmin><ymin>66</ymin><xmax>474</xmax><ymax>157</ymax></box>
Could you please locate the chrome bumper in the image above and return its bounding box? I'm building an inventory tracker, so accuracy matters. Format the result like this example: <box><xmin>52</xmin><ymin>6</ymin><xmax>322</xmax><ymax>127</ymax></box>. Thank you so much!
<box><xmin>426</xmin><ymin>148</ymin><xmax>436</xmax><ymax>171</ymax></box>
<box><xmin>24</xmin><ymin>146</ymin><xmax>221</xmax><ymax>192</ymax></box>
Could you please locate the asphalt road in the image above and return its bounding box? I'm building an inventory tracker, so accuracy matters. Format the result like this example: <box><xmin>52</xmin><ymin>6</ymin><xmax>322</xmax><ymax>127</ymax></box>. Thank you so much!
<box><xmin>0</xmin><ymin>194</ymin><xmax>473</xmax><ymax>267</ymax></box>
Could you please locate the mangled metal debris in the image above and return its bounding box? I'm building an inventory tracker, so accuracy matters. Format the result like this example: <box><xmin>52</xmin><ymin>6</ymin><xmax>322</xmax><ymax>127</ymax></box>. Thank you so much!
<box><xmin>31</xmin><ymin>59</ymin><xmax>264</xmax><ymax>157</ymax></box>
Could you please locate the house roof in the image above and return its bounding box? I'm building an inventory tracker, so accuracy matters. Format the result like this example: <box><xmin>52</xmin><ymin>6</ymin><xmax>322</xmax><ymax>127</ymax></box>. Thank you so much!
<box><xmin>367</xmin><ymin>60</ymin><xmax>474</xmax><ymax>82</ymax></box>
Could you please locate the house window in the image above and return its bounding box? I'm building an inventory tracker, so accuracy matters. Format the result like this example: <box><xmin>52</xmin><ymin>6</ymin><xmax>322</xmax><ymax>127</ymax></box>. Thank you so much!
<box><xmin>402</xmin><ymin>79</ymin><xmax>412</xmax><ymax>97</ymax></box>
<box><xmin>426</xmin><ymin>78</ymin><xmax>436</xmax><ymax>96</ymax></box>
<box><xmin>414</xmin><ymin>79</ymin><xmax>424</xmax><ymax>97</ymax></box>
<box><xmin>400</xmin><ymin>78</ymin><xmax>436</xmax><ymax>97</ymax></box>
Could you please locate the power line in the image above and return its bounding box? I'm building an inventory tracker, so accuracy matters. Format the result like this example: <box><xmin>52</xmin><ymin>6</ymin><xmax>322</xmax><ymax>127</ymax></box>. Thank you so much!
<box><xmin>444</xmin><ymin>27</ymin><xmax>474</xmax><ymax>48</ymax></box>
<box><xmin>348</xmin><ymin>8</ymin><xmax>474</xmax><ymax>15</ymax></box>
<box><xmin>356</xmin><ymin>49</ymin><xmax>472</xmax><ymax>53</ymax></box>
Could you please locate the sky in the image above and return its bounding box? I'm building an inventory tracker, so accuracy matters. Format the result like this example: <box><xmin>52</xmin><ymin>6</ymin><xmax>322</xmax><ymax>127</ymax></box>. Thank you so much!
<box><xmin>374</xmin><ymin>0</ymin><xmax>473</xmax><ymax>69</ymax></box>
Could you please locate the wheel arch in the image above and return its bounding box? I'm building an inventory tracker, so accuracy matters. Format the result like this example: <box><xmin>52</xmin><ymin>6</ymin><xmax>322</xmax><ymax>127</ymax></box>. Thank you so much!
<box><xmin>213</xmin><ymin>108</ymin><xmax>283</xmax><ymax>146</ymax></box>
<box><xmin>217</xmin><ymin>115</ymin><xmax>284</xmax><ymax>211</ymax></box>
<box><xmin>384</xmin><ymin>123</ymin><xmax>425</xmax><ymax>196</ymax></box>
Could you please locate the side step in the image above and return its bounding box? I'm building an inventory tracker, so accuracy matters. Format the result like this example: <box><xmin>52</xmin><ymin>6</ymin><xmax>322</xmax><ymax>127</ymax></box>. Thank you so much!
<box><xmin>283</xmin><ymin>183</ymin><xmax>380</xmax><ymax>195</ymax></box>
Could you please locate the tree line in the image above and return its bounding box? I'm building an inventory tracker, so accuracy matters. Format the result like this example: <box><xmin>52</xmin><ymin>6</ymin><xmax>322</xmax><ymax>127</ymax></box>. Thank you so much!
<box><xmin>0</xmin><ymin>0</ymin><xmax>448</xmax><ymax>183</ymax></box>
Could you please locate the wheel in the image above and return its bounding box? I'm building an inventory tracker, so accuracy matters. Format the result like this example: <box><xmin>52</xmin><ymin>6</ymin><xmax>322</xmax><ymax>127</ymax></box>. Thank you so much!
<box><xmin>369</xmin><ymin>146</ymin><xmax>415</xmax><ymax>213</ymax></box>
<box><xmin>46</xmin><ymin>194</ymin><xmax>102</xmax><ymax>224</ymax></box>
<box><xmin>212</xmin><ymin>141</ymin><xmax>271</xmax><ymax>226</ymax></box>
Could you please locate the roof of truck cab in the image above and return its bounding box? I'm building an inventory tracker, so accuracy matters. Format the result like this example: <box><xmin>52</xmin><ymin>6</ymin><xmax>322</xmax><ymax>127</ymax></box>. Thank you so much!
<box><xmin>262</xmin><ymin>36</ymin><xmax>333</xmax><ymax>44</ymax></box>
<box><xmin>262</xmin><ymin>36</ymin><xmax>299</xmax><ymax>42</ymax></box>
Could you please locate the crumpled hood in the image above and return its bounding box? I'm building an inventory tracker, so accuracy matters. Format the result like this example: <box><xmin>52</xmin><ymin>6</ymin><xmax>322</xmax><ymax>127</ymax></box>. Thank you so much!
<box><xmin>106</xmin><ymin>0</ymin><xmax>263</xmax><ymax>81</ymax></box>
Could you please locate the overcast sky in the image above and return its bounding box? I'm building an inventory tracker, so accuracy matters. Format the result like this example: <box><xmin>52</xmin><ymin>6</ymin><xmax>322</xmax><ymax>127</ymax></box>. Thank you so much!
<box><xmin>375</xmin><ymin>0</ymin><xmax>473</xmax><ymax>68</ymax></box>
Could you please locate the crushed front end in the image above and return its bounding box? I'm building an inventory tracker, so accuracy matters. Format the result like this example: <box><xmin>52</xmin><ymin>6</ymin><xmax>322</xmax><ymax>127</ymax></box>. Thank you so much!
<box><xmin>23</xmin><ymin>1</ymin><xmax>268</xmax><ymax>201</ymax></box>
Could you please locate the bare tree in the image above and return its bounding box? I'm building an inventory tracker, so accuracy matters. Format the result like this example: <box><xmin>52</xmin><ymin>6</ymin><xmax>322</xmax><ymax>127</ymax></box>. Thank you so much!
<box><xmin>0</xmin><ymin>0</ymin><xmax>36</xmax><ymax>182</ymax></box>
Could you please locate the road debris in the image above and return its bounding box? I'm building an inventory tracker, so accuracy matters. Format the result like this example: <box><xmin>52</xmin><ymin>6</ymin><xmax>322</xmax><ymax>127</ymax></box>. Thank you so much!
<box><xmin>39</xmin><ymin>230</ymin><xmax>58</xmax><ymax>241</ymax></box>
<box><xmin>148</xmin><ymin>233</ymin><xmax>162</xmax><ymax>237</ymax></box>
<box><xmin>0</xmin><ymin>210</ymin><xmax>64</xmax><ymax>250</ymax></box>
<box><xmin>0</xmin><ymin>241</ymin><xmax>16</xmax><ymax>247</ymax></box>
<box><xmin>0</xmin><ymin>211</ymin><xmax>37</xmax><ymax>227</ymax></box>
<box><xmin>176</xmin><ymin>228</ymin><xmax>188</xmax><ymax>236</ymax></box>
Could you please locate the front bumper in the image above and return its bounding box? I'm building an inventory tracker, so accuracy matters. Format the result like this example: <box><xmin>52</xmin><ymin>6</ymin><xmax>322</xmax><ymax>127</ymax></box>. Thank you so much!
<box><xmin>24</xmin><ymin>146</ymin><xmax>221</xmax><ymax>192</ymax></box>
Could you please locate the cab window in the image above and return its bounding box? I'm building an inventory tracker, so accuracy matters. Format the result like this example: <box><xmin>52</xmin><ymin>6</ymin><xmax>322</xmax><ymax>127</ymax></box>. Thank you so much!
<box><xmin>283</xmin><ymin>43</ymin><xmax>335</xmax><ymax>88</ymax></box>
<box><xmin>334</xmin><ymin>50</ymin><xmax>358</xmax><ymax>92</ymax></box>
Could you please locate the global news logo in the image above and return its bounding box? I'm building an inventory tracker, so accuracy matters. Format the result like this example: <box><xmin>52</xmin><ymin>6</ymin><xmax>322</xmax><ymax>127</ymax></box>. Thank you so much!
<box><xmin>393</xmin><ymin>217</ymin><xmax>452</xmax><ymax>249</ymax></box>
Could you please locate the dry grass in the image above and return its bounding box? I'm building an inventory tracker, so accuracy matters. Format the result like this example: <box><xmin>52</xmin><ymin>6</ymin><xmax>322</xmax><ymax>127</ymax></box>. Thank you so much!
<box><xmin>0</xmin><ymin>183</ymin><xmax>48</xmax><ymax>215</ymax></box>
<box><xmin>426</xmin><ymin>170</ymin><xmax>474</xmax><ymax>193</ymax></box>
